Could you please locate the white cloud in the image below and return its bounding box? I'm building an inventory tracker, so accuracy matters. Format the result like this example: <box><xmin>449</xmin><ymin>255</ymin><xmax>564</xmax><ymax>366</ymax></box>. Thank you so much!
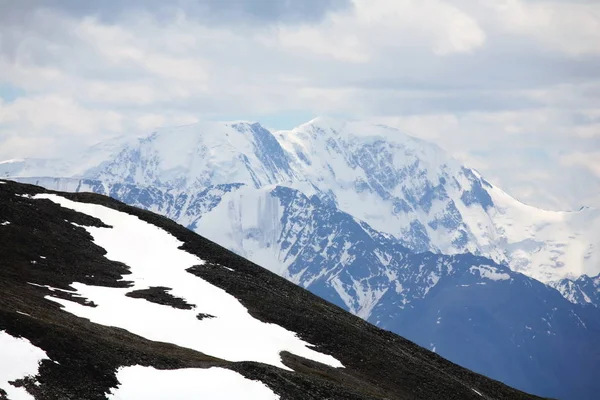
<box><xmin>485</xmin><ymin>0</ymin><xmax>600</xmax><ymax>56</ymax></box>
<box><xmin>0</xmin><ymin>0</ymin><xmax>598</xmax><ymax>209</ymax></box>
<box><xmin>268</xmin><ymin>0</ymin><xmax>486</xmax><ymax>61</ymax></box>
<box><xmin>560</xmin><ymin>152</ymin><xmax>600</xmax><ymax>178</ymax></box>
<box><xmin>0</xmin><ymin>95</ymin><xmax>123</xmax><ymax>135</ymax></box>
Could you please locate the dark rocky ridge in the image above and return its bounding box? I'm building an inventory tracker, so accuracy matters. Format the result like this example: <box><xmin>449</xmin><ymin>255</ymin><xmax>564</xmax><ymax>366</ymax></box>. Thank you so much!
<box><xmin>0</xmin><ymin>180</ymin><xmax>545</xmax><ymax>399</ymax></box>
<box><xmin>125</xmin><ymin>286</ymin><xmax>195</xmax><ymax>310</ymax></box>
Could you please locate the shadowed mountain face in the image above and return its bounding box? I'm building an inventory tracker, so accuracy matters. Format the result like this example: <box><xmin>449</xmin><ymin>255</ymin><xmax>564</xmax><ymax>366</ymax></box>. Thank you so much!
<box><xmin>0</xmin><ymin>180</ymin><xmax>546</xmax><ymax>400</ymax></box>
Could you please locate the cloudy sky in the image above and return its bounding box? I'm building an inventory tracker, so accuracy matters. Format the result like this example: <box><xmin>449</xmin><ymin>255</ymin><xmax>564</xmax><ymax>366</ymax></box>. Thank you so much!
<box><xmin>0</xmin><ymin>0</ymin><xmax>598</xmax><ymax>210</ymax></box>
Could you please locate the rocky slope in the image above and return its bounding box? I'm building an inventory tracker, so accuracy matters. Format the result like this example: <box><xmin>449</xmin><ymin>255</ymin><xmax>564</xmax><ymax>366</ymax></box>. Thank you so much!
<box><xmin>0</xmin><ymin>179</ymin><xmax>547</xmax><ymax>400</ymax></box>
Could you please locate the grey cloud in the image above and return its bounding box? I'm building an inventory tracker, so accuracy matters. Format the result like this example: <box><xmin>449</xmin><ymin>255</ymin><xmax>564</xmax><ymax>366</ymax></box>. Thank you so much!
<box><xmin>340</xmin><ymin>48</ymin><xmax>600</xmax><ymax>93</ymax></box>
<box><xmin>0</xmin><ymin>0</ymin><xmax>352</xmax><ymax>62</ymax></box>
<box><xmin>350</xmin><ymin>91</ymin><xmax>543</xmax><ymax>116</ymax></box>
<box><xmin>0</xmin><ymin>0</ymin><xmax>352</xmax><ymax>24</ymax></box>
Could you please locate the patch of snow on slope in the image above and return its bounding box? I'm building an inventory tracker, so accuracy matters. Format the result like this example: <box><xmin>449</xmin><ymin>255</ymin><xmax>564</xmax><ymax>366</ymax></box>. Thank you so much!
<box><xmin>330</xmin><ymin>276</ymin><xmax>356</xmax><ymax>314</ymax></box>
<box><xmin>422</xmin><ymin>272</ymin><xmax>441</xmax><ymax>296</ymax></box>
<box><xmin>354</xmin><ymin>283</ymin><xmax>388</xmax><ymax>320</ymax></box>
<box><xmin>108</xmin><ymin>366</ymin><xmax>279</xmax><ymax>400</ymax></box>
<box><xmin>33</xmin><ymin>194</ymin><xmax>343</xmax><ymax>371</ymax></box>
<box><xmin>0</xmin><ymin>331</ymin><xmax>48</xmax><ymax>400</ymax></box>
<box><xmin>469</xmin><ymin>265</ymin><xmax>510</xmax><ymax>281</ymax></box>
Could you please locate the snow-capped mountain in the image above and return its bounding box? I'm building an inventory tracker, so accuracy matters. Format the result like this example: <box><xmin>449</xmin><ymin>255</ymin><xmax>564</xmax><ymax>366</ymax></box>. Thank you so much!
<box><xmin>275</xmin><ymin>118</ymin><xmax>599</xmax><ymax>283</ymax></box>
<box><xmin>4</xmin><ymin>118</ymin><xmax>600</xmax><ymax>398</ymax></box>
<box><xmin>6</xmin><ymin>118</ymin><xmax>598</xmax><ymax>284</ymax></box>
<box><xmin>1</xmin><ymin>179</ymin><xmax>545</xmax><ymax>400</ymax></box>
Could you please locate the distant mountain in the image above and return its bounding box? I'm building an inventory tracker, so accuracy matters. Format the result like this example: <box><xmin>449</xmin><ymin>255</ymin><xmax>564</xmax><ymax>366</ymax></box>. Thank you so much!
<box><xmin>5</xmin><ymin>119</ymin><xmax>598</xmax><ymax>284</ymax></box>
<box><xmin>549</xmin><ymin>274</ymin><xmax>600</xmax><ymax>308</ymax></box>
<box><xmin>3</xmin><ymin>118</ymin><xmax>600</xmax><ymax>399</ymax></box>
<box><xmin>0</xmin><ymin>179</ymin><xmax>544</xmax><ymax>400</ymax></box>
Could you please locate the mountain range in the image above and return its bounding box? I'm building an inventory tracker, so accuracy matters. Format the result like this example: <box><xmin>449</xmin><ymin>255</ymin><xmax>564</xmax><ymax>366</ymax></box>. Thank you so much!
<box><xmin>0</xmin><ymin>179</ymin><xmax>545</xmax><ymax>399</ymax></box>
<box><xmin>3</xmin><ymin>117</ymin><xmax>599</xmax><ymax>399</ymax></box>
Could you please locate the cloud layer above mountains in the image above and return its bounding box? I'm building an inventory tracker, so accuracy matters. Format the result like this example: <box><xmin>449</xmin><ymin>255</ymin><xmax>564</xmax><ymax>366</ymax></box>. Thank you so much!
<box><xmin>0</xmin><ymin>0</ymin><xmax>598</xmax><ymax>209</ymax></box>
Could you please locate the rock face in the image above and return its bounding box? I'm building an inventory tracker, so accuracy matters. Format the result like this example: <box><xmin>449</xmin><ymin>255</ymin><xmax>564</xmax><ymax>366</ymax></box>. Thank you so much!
<box><xmin>3</xmin><ymin>118</ymin><xmax>600</xmax><ymax>399</ymax></box>
<box><xmin>0</xmin><ymin>179</ymin><xmax>545</xmax><ymax>400</ymax></box>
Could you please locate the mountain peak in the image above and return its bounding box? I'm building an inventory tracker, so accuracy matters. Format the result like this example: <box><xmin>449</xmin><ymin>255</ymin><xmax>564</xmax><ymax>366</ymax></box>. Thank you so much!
<box><xmin>93</xmin><ymin>120</ymin><xmax>296</xmax><ymax>189</ymax></box>
<box><xmin>3</xmin><ymin>117</ymin><xmax>598</xmax><ymax>284</ymax></box>
<box><xmin>301</xmin><ymin>115</ymin><xmax>350</xmax><ymax>131</ymax></box>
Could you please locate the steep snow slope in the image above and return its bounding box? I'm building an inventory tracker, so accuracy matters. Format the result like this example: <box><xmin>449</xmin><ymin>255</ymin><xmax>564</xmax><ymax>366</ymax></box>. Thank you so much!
<box><xmin>34</xmin><ymin>193</ymin><xmax>342</xmax><ymax>370</ymax></box>
<box><xmin>486</xmin><ymin>185</ymin><xmax>599</xmax><ymax>281</ymax></box>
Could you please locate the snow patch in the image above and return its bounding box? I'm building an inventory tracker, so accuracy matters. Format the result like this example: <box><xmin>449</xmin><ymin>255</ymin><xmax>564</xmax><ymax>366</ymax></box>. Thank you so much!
<box><xmin>0</xmin><ymin>331</ymin><xmax>48</xmax><ymax>400</ymax></box>
<box><xmin>394</xmin><ymin>282</ymin><xmax>404</xmax><ymax>294</ymax></box>
<box><xmin>34</xmin><ymin>194</ymin><xmax>343</xmax><ymax>371</ymax></box>
<box><xmin>108</xmin><ymin>366</ymin><xmax>279</xmax><ymax>400</ymax></box>
<box><xmin>469</xmin><ymin>265</ymin><xmax>510</xmax><ymax>281</ymax></box>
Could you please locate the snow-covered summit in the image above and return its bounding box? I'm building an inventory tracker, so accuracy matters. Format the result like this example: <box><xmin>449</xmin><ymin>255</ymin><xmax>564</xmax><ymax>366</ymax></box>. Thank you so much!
<box><xmin>3</xmin><ymin>117</ymin><xmax>598</xmax><ymax>283</ymax></box>
<box><xmin>92</xmin><ymin>121</ymin><xmax>296</xmax><ymax>190</ymax></box>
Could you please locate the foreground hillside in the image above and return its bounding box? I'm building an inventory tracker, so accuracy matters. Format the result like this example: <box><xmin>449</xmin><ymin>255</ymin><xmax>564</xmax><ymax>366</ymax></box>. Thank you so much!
<box><xmin>0</xmin><ymin>180</ymin><xmax>543</xmax><ymax>399</ymax></box>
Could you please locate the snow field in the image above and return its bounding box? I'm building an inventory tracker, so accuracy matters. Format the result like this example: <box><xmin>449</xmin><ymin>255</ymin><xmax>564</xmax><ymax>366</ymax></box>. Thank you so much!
<box><xmin>0</xmin><ymin>331</ymin><xmax>48</xmax><ymax>400</ymax></box>
<box><xmin>108</xmin><ymin>366</ymin><xmax>279</xmax><ymax>400</ymax></box>
<box><xmin>33</xmin><ymin>194</ymin><xmax>343</xmax><ymax>371</ymax></box>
